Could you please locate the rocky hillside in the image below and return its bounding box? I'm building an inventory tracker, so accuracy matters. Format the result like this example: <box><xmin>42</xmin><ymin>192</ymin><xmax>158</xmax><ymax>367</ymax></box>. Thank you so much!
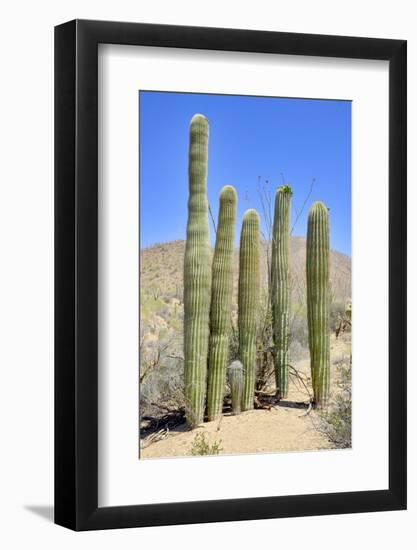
<box><xmin>140</xmin><ymin>237</ymin><xmax>351</xmax><ymax>305</ymax></box>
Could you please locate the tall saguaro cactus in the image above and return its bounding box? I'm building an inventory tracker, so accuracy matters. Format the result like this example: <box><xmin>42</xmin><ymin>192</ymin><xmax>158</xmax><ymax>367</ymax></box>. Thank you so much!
<box><xmin>239</xmin><ymin>209</ymin><xmax>260</xmax><ymax>411</ymax></box>
<box><xmin>207</xmin><ymin>185</ymin><xmax>237</xmax><ymax>420</ymax></box>
<box><xmin>184</xmin><ymin>114</ymin><xmax>211</xmax><ymax>427</ymax></box>
<box><xmin>271</xmin><ymin>185</ymin><xmax>292</xmax><ymax>399</ymax></box>
<box><xmin>306</xmin><ymin>201</ymin><xmax>330</xmax><ymax>408</ymax></box>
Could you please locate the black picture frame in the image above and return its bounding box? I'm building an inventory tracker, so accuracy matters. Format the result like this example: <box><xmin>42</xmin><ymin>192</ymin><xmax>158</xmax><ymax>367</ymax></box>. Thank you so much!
<box><xmin>55</xmin><ymin>19</ymin><xmax>407</xmax><ymax>531</ymax></box>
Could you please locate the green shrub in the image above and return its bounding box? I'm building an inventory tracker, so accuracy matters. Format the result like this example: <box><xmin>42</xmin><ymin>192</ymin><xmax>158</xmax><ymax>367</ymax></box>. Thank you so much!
<box><xmin>330</xmin><ymin>301</ymin><xmax>346</xmax><ymax>332</ymax></box>
<box><xmin>316</xmin><ymin>358</ymin><xmax>351</xmax><ymax>448</ymax></box>
<box><xmin>190</xmin><ymin>432</ymin><xmax>223</xmax><ymax>456</ymax></box>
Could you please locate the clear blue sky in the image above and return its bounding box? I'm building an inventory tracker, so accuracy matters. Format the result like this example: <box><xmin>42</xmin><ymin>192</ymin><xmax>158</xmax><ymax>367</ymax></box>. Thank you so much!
<box><xmin>139</xmin><ymin>91</ymin><xmax>351</xmax><ymax>256</ymax></box>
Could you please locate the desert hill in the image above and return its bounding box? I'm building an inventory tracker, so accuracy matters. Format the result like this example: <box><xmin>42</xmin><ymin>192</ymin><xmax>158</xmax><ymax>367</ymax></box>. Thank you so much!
<box><xmin>140</xmin><ymin>237</ymin><xmax>351</xmax><ymax>305</ymax></box>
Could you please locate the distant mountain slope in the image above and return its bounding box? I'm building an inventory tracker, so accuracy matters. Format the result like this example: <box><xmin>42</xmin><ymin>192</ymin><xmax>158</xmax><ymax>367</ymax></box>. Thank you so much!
<box><xmin>140</xmin><ymin>237</ymin><xmax>351</xmax><ymax>304</ymax></box>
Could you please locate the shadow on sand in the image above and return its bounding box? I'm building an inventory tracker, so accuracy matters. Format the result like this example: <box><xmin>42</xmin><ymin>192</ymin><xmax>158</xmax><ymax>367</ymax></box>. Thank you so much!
<box><xmin>275</xmin><ymin>400</ymin><xmax>310</xmax><ymax>410</ymax></box>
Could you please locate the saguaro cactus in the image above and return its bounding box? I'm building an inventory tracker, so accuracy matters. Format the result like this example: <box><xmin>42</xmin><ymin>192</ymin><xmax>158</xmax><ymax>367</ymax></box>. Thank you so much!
<box><xmin>184</xmin><ymin>114</ymin><xmax>211</xmax><ymax>427</ymax></box>
<box><xmin>306</xmin><ymin>201</ymin><xmax>330</xmax><ymax>408</ymax></box>
<box><xmin>227</xmin><ymin>360</ymin><xmax>244</xmax><ymax>415</ymax></box>
<box><xmin>239</xmin><ymin>209</ymin><xmax>260</xmax><ymax>411</ymax></box>
<box><xmin>271</xmin><ymin>185</ymin><xmax>292</xmax><ymax>399</ymax></box>
<box><xmin>207</xmin><ymin>185</ymin><xmax>237</xmax><ymax>420</ymax></box>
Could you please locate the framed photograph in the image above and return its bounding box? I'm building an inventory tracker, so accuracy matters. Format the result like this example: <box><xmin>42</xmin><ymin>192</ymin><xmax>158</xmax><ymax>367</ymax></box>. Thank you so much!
<box><xmin>55</xmin><ymin>19</ymin><xmax>406</xmax><ymax>530</ymax></box>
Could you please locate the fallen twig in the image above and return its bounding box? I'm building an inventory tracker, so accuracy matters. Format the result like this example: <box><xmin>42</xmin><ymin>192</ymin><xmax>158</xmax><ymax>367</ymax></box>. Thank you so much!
<box><xmin>289</xmin><ymin>364</ymin><xmax>312</xmax><ymax>400</ymax></box>
<box><xmin>297</xmin><ymin>400</ymin><xmax>313</xmax><ymax>417</ymax></box>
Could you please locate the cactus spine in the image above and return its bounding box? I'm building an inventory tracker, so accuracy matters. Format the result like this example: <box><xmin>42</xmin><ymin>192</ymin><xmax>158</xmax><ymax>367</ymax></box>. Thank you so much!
<box><xmin>184</xmin><ymin>114</ymin><xmax>211</xmax><ymax>427</ymax></box>
<box><xmin>239</xmin><ymin>209</ymin><xmax>260</xmax><ymax>411</ymax></box>
<box><xmin>306</xmin><ymin>201</ymin><xmax>330</xmax><ymax>408</ymax></box>
<box><xmin>271</xmin><ymin>185</ymin><xmax>292</xmax><ymax>399</ymax></box>
<box><xmin>227</xmin><ymin>360</ymin><xmax>244</xmax><ymax>415</ymax></box>
<box><xmin>207</xmin><ymin>185</ymin><xmax>237</xmax><ymax>420</ymax></box>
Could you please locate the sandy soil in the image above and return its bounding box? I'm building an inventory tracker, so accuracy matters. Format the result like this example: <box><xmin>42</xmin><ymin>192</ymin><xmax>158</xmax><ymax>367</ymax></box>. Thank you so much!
<box><xmin>141</xmin><ymin>335</ymin><xmax>351</xmax><ymax>459</ymax></box>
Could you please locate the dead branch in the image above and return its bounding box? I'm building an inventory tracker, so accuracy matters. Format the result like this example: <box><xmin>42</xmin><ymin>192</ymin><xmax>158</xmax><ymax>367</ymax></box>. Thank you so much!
<box><xmin>255</xmin><ymin>389</ymin><xmax>276</xmax><ymax>397</ymax></box>
<box><xmin>150</xmin><ymin>402</ymin><xmax>182</xmax><ymax>414</ymax></box>
<box><xmin>297</xmin><ymin>400</ymin><xmax>313</xmax><ymax>417</ymax></box>
<box><xmin>291</xmin><ymin>177</ymin><xmax>316</xmax><ymax>235</ymax></box>
<box><xmin>254</xmin><ymin>396</ymin><xmax>273</xmax><ymax>410</ymax></box>
<box><xmin>289</xmin><ymin>364</ymin><xmax>313</xmax><ymax>401</ymax></box>
<box><xmin>208</xmin><ymin>203</ymin><xmax>217</xmax><ymax>234</ymax></box>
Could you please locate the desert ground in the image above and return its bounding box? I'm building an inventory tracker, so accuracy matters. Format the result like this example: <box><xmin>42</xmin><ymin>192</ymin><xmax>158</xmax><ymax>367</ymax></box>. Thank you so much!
<box><xmin>140</xmin><ymin>333</ymin><xmax>351</xmax><ymax>459</ymax></box>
